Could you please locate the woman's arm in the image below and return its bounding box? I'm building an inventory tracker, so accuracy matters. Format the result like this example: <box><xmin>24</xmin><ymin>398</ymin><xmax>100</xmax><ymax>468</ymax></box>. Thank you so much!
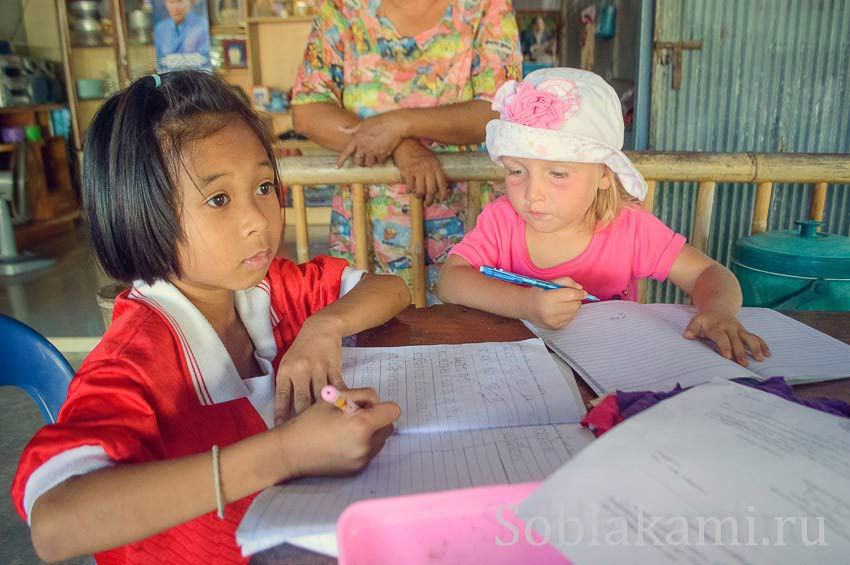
<box><xmin>291</xmin><ymin>102</ymin><xmax>361</xmax><ymax>152</ymax></box>
<box><xmin>398</xmin><ymin>100</ymin><xmax>497</xmax><ymax>145</ymax></box>
<box><xmin>337</xmin><ymin>101</ymin><xmax>497</xmax><ymax>166</ymax></box>
<box><xmin>31</xmin><ymin>394</ymin><xmax>401</xmax><ymax>562</ymax></box>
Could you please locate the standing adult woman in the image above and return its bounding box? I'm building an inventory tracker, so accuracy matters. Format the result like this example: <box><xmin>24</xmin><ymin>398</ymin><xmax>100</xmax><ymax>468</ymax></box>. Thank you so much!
<box><xmin>291</xmin><ymin>0</ymin><xmax>521</xmax><ymax>303</ymax></box>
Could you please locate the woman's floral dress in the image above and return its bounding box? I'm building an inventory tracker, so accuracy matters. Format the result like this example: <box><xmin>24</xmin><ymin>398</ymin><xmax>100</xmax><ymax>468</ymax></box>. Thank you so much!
<box><xmin>292</xmin><ymin>0</ymin><xmax>521</xmax><ymax>302</ymax></box>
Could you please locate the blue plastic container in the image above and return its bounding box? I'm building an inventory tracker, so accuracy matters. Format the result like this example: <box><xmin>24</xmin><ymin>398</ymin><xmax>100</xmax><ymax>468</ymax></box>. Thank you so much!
<box><xmin>731</xmin><ymin>220</ymin><xmax>850</xmax><ymax>311</ymax></box>
<box><xmin>596</xmin><ymin>4</ymin><xmax>616</xmax><ymax>39</ymax></box>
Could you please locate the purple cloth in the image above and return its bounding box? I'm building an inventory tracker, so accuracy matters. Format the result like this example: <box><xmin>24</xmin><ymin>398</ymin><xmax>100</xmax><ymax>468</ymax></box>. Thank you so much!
<box><xmin>1</xmin><ymin>127</ymin><xmax>25</xmax><ymax>144</ymax></box>
<box><xmin>616</xmin><ymin>377</ymin><xmax>850</xmax><ymax>420</ymax></box>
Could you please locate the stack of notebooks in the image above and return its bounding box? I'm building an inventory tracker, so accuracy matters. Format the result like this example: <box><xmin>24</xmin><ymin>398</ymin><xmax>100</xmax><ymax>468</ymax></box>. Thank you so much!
<box><xmin>237</xmin><ymin>303</ymin><xmax>850</xmax><ymax>559</ymax></box>
<box><xmin>237</xmin><ymin>339</ymin><xmax>594</xmax><ymax>556</ymax></box>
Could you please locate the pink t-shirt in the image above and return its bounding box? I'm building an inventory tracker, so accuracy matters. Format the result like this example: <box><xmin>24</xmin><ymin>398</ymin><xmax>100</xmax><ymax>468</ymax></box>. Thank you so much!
<box><xmin>450</xmin><ymin>196</ymin><xmax>687</xmax><ymax>302</ymax></box>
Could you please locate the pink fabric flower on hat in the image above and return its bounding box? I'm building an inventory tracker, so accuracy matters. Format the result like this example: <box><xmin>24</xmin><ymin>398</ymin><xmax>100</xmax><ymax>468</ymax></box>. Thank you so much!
<box><xmin>498</xmin><ymin>79</ymin><xmax>581</xmax><ymax>130</ymax></box>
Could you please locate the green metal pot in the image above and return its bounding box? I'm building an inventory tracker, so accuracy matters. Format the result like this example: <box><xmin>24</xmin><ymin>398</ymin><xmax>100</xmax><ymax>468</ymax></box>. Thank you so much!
<box><xmin>731</xmin><ymin>220</ymin><xmax>850</xmax><ymax>311</ymax></box>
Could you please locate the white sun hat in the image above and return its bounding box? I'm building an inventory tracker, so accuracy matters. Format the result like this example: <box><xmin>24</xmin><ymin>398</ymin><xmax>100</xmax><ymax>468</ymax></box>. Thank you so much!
<box><xmin>485</xmin><ymin>67</ymin><xmax>647</xmax><ymax>201</ymax></box>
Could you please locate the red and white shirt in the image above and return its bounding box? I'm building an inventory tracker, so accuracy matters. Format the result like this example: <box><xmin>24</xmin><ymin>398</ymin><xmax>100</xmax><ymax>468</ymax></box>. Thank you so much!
<box><xmin>12</xmin><ymin>256</ymin><xmax>361</xmax><ymax>564</ymax></box>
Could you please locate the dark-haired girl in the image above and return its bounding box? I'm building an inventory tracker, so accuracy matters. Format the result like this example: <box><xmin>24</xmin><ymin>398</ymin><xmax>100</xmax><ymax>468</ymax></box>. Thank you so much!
<box><xmin>12</xmin><ymin>71</ymin><xmax>409</xmax><ymax>563</ymax></box>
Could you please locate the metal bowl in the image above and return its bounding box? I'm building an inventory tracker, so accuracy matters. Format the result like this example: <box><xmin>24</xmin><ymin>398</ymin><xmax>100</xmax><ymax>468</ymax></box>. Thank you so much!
<box><xmin>72</xmin><ymin>29</ymin><xmax>102</xmax><ymax>47</ymax></box>
<box><xmin>69</xmin><ymin>0</ymin><xmax>101</xmax><ymax>19</ymax></box>
<box><xmin>72</xmin><ymin>17</ymin><xmax>103</xmax><ymax>33</ymax></box>
<box><xmin>128</xmin><ymin>9</ymin><xmax>151</xmax><ymax>31</ymax></box>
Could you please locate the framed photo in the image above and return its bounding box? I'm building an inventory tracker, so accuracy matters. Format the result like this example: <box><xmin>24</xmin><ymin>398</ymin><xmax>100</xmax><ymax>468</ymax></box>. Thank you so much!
<box><xmin>222</xmin><ymin>38</ymin><xmax>248</xmax><ymax>68</ymax></box>
<box><xmin>153</xmin><ymin>0</ymin><xmax>212</xmax><ymax>72</ymax></box>
<box><xmin>212</xmin><ymin>0</ymin><xmax>246</xmax><ymax>26</ymax></box>
<box><xmin>516</xmin><ymin>11</ymin><xmax>561</xmax><ymax>68</ymax></box>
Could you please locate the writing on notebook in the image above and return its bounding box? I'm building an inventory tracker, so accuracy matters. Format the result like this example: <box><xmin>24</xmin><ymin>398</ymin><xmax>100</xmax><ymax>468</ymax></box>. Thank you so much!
<box><xmin>236</xmin><ymin>339</ymin><xmax>593</xmax><ymax>557</ymax></box>
<box><xmin>526</xmin><ymin>302</ymin><xmax>850</xmax><ymax>395</ymax></box>
<box><xmin>520</xmin><ymin>380</ymin><xmax>850</xmax><ymax>564</ymax></box>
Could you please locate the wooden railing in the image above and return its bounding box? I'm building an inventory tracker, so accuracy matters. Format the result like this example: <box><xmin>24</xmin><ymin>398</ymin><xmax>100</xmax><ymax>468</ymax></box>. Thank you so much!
<box><xmin>281</xmin><ymin>152</ymin><xmax>850</xmax><ymax>307</ymax></box>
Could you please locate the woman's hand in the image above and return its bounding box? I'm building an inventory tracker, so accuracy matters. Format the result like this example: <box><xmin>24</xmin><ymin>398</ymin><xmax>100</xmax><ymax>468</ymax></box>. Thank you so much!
<box><xmin>277</xmin><ymin>387</ymin><xmax>401</xmax><ymax>478</ymax></box>
<box><xmin>522</xmin><ymin>276</ymin><xmax>588</xmax><ymax>329</ymax></box>
<box><xmin>684</xmin><ymin>311</ymin><xmax>771</xmax><ymax>367</ymax></box>
<box><xmin>337</xmin><ymin>112</ymin><xmax>408</xmax><ymax>168</ymax></box>
<box><xmin>274</xmin><ymin>316</ymin><xmax>346</xmax><ymax>426</ymax></box>
<box><xmin>392</xmin><ymin>140</ymin><xmax>449</xmax><ymax>207</ymax></box>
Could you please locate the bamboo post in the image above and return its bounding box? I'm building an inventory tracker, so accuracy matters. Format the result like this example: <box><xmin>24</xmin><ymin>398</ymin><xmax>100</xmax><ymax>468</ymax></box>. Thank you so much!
<box><xmin>581</xmin><ymin>20</ymin><xmax>596</xmax><ymax>70</ymax></box>
<box><xmin>691</xmin><ymin>181</ymin><xmax>717</xmax><ymax>254</ymax></box>
<box><xmin>465</xmin><ymin>181</ymin><xmax>482</xmax><ymax>232</ymax></box>
<box><xmin>291</xmin><ymin>184</ymin><xmax>309</xmax><ymax>263</ymax></box>
<box><xmin>642</xmin><ymin>180</ymin><xmax>657</xmax><ymax>213</ymax></box>
<box><xmin>752</xmin><ymin>182</ymin><xmax>773</xmax><ymax>234</ymax></box>
<box><xmin>351</xmin><ymin>183</ymin><xmax>369</xmax><ymax>270</ymax></box>
<box><xmin>808</xmin><ymin>182</ymin><xmax>828</xmax><ymax>226</ymax></box>
<box><xmin>637</xmin><ymin>279</ymin><xmax>649</xmax><ymax>304</ymax></box>
<box><xmin>409</xmin><ymin>197</ymin><xmax>426</xmax><ymax>308</ymax></box>
<box><xmin>638</xmin><ymin>180</ymin><xmax>657</xmax><ymax>303</ymax></box>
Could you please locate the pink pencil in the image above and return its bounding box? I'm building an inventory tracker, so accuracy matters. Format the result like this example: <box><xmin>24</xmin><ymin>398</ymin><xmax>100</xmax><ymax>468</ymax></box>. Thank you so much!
<box><xmin>321</xmin><ymin>385</ymin><xmax>358</xmax><ymax>414</ymax></box>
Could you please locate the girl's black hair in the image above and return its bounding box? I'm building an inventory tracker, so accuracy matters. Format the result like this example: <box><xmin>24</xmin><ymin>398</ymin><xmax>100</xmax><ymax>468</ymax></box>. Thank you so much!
<box><xmin>83</xmin><ymin>70</ymin><xmax>280</xmax><ymax>284</ymax></box>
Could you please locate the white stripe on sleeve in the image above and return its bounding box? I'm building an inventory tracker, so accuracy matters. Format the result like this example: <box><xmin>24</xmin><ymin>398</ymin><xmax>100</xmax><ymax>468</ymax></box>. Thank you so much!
<box><xmin>23</xmin><ymin>445</ymin><xmax>114</xmax><ymax>524</ymax></box>
<box><xmin>339</xmin><ymin>267</ymin><xmax>366</xmax><ymax>298</ymax></box>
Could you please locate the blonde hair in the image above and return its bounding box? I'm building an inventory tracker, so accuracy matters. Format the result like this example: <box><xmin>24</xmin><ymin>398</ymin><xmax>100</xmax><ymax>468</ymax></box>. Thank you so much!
<box><xmin>586</xmin><ymin>167</ymin><xmax>640</xmax><ymax>231</ymax></box>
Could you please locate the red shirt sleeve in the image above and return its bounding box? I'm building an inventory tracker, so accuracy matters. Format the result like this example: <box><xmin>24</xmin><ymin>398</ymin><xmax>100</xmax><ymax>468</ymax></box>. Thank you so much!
<box><xmin>11</xmin><ymin>351</ymin><xmax>166</xmax><ymax>520</ymax></box>
<box><xmin>265</xmin><ymin>256</ymin><xmax>350</xmax><ymax>345</ymax></box>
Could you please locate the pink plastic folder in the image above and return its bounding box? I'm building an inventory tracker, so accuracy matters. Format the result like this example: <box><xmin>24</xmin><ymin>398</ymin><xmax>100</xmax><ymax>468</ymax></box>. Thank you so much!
<box><xmin>337</xmin><ymin>482</ymin><xmax>569</xmax><ymax>564</ymax></box>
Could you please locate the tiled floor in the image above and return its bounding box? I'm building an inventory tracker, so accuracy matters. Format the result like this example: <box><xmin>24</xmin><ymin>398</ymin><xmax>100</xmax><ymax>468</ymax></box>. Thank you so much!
<box><xmin>0</xmin><ymin>223</ymin><xmax>330</xmax><ymax>564</ymax></box>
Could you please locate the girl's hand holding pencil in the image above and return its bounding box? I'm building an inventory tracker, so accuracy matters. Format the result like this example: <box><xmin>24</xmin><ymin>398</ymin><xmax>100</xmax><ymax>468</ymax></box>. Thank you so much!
<box><xmin>521</xmin><ymin>275</ymin><xmax>589</xmax><ymax>330</ymax></box>
<box><xmin>278</xmin><ymin>387</ymin><xmax>400</xmax><ymax>478</ymax></box>
<box><xmin>478</xmin><ymin>266</ymin><xmax>597</xmax><ymax>330</ymax></box>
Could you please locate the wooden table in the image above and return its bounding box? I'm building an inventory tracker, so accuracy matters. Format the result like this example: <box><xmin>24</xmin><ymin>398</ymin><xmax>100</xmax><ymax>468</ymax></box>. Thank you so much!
<box><xmin>253</xmin><ymin>305</ymin><xmax>850</xmax><ymax>563</ymax></box>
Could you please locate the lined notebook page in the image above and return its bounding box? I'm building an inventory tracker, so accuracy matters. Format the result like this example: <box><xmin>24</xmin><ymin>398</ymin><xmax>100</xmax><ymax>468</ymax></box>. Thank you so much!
<box><xmin>526</xmin><ymin>302</ymin><xmax>756</xmax><ymax>395</ymax></box>
<box><xmin>341</xmin><ymin>339</ymin><xmax>584</xmax><ymax>433</ymax></box>
<box><xmin>647</xmin><ymin>304</ymin><xmax>850</xmax><ymax>384</ymax></box>
<box><xmin>527</xmin><ymin>302</ymin><xmax>850</xmax><ymax>395</ymax></box>
<box><xmin>236</xmin><ymin>424</ymin><xmax>595</xmax><ymax>557</ymax></box>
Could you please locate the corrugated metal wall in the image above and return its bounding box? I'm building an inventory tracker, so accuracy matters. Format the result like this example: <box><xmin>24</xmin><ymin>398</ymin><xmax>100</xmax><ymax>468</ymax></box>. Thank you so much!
<box><xmin>647</xmin><ymin>0</ymin><xmax>850</xmax><ymax>303</ymax></box>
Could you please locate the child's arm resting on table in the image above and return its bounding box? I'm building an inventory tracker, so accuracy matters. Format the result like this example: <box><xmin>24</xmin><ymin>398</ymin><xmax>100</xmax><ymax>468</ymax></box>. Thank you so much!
<box><xmin>667</xmin><ymin>244</ymin><xmax>770</xmax><ymax>367</ymax></box>
<box><xmin>275</xmin><ymin>273</ymin><xmax>411</xmax><ymax>424</ymax></box>
<box><xmin>29</xmin><ymin>388</ymin><xmax>400</xmax><ymax>562</ymax></box>
<box><xmin>437</xmin><ymin>255</ymin><xmax>588</xmax><ymax>330</ymax></box>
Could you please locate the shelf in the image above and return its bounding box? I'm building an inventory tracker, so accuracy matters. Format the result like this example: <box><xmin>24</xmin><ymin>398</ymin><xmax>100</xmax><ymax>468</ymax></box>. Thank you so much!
<box><xmin>14</xmin><ymin>209</ymin><xmax>82</xmax><ymax>251</ymax></box>
<box><xmin>0</xmin><ymin>104</ymin><xmax>67</xmax><ymax>114</ymax></box>
<box><xmin>70</xmin><ymin>43</ymin><xmax>115</xmax><ymax>50</ymax></box>
<box><xmin>247</xmin><ymin>16</ymin><xmax>314</xmax><ymax>24</ymax></box>
<box><xmin>211</xmin><ymin>25</ymin><xmax>246</xmax><ymax>36</ymax></box>
<box><xmin>0</xmin><ymin>137</ymin><xmax>66</xmax><ymax>153</ymax></box>
<box><xmin>217</xmin><ymin>66</ymin><xmax>250</xmax><ymax>74</ymax></box>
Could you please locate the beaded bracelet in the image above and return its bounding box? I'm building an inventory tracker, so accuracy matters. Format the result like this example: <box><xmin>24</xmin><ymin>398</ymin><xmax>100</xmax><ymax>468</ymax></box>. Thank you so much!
<box><xmin>212</xmin><ymin>445</ymin><xmax>225</xmax><ymax>520</ymax></box>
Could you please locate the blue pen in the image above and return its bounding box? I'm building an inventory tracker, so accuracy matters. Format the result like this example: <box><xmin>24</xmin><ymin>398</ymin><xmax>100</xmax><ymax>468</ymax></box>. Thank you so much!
<box><xmin>479</xmin><ymin>266</ymin><xmax>600</xmax><ymax>301</ymax></box>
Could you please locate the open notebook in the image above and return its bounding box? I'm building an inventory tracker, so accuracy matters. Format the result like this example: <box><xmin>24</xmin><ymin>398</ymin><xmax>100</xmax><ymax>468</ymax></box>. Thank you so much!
<box><xmin>526</xmin><ymin>302</ymin><xmax>850</xmax><ymax>396</ymax></box>
<box><xmin>236</xmin><ymin>339</ymin><xmax>595</xmax><ymax>557</ymax></box>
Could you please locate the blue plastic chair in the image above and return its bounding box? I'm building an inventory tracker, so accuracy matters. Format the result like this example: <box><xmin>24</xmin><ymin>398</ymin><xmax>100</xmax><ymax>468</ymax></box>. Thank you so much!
<box><xmin>0</xmin><ymin>314</ymin><xmax>74</xmax><ymax>423</ymax></box>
